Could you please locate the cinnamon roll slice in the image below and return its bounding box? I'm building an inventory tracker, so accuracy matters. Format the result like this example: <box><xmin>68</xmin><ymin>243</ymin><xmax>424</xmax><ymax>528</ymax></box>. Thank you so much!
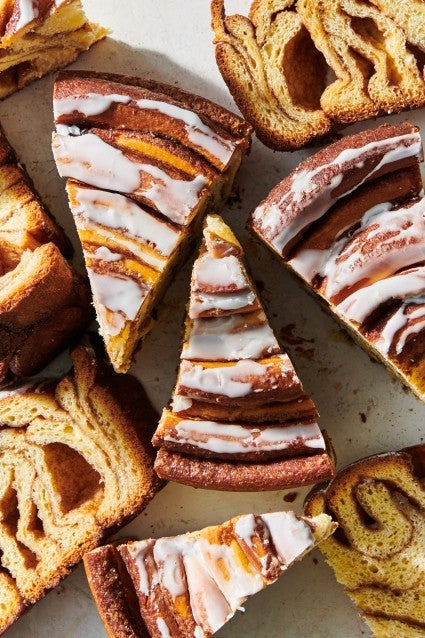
<box><xmin>152</xmin><ymin>214</ymin><xmax>335</xmax><ymax>491</ymax></box>
<box><xmin>250</xmin><ymin>123</ymin><xmax>425</xmax><ymax>402</ymax></box>
<box><xmin>305</xmin><ymin>446</ymin><xmax>425</xmax><ymax>637</ymax></box>
<box><xmin>52</xmin><ymin>71</ymin><xmax>252</xmax><ymax>373</ymax></box>
<box><xmin>84</xmin><ymin>510</ymin><xmax>336</xmax><ymax>638</ymax></box>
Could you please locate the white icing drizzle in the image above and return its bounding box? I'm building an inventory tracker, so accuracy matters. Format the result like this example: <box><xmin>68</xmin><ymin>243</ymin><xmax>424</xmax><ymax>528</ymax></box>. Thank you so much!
<box><xmin>54</xmin><ymin>92</ymin><xmax>236</xmax><ymax>167</ymax></box>
<box><xmin>163</xmin><ymin>419</ymin><xmax>325</xmax><ymax>454</ymax></box>
<box><xmin>55</xmin><ymin>124</ymin><xmax>81</xmax><ymax>136</ymax></box>
<box><xmin>176</xmin><ymin>357</ymin><xmax>293</xmax><ymax>399</ymax></box>
<box><xmin>233</xmin><ymin>514</ymin><xmax>273</xmax><ymax>574</ymax></box>
<box><xmin>87</xmin><ymin>270</ymin><xmax>149</xmax><ymax>337</ymax></box>
<box><xmin>72</xmin><ymin>185</ymin><xmax>181</xmax><ymax>258</ymax></box>
<box><xmin>375</xmin><ymin>296</ymin><xmax>425</xmax><ymax>355</ymax></box>
<box><xmin>260</xmin><ymin>512</ymin><xmax>314</xmax><ymax>566</ymax></box>
<box><xmin>153</xmin><ymin>537</ymin><xmax>187</xmax><ymax>598</ymax></box>
<box><xmin>172</xmin><ymin>395</ymin><xmax>193</xmax><ymax>412</ymax></box>
<box><xmin>13</xmin><ymin>0</ymin><xmax>38</xmax><ymax>31</ymax></box>
<box><xmin>197</xmin><ymin>538</ymin><xmax>264</xmax><ymax>609</ymax></box>
<box><xmin>189</xmin><ymin>290</ymin><xmax>257</xmax><ymax>318</ymax></box>
<box><xmin>253</xmin><ymin>132</ymin><xmax>422</xmax><ymax>253</ymax></box>
<box><xmin>192</xmin><ymin>254</ymin><xmax>248</xmax><ymax>290</ymax></box>
<box><xmin>156</xmin><ymin>618</ymin><xmax>171</xmax><ymax>638</ymax></box>
<box><xmin>336</xmin><ymin>267</ymin><xmax>425</xmax><ymax>324</ymax></box>
<box><xmin>90</xmin><ymin>246</ymin><xmax>122</xmax><ymax>262</ymax></box>
<box><xmin>53</xmin><ymin>133</ymin><xmax>207</xmax><ymax>225</ymax></box>
<box><xmin>127</xmin><ymin>540</ymin><xmax>155</xmax><ymax>597</ymax></box>
<box><xmin>322</xmin><ymin>198</ymin><xmax>425</xmax><ymax>300</ymax></box>
<box><xmin>182</xmin><ymin>315</ymin><xmax>279</xmax><ymax>361</ymax></box>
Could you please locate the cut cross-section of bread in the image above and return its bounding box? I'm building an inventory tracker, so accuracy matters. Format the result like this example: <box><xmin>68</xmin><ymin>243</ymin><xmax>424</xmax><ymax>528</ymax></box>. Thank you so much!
<box><xmin>0</xmin><ymin>124</ymin><xmax>91</xmax><ymax>386</ymax></box>
<box><xmin>0</xmin><ymin>0</ymin><xmax>107</xmax><ymax>98</ymax></box>
<box><xmin>211</xmin><ymin>0</ymin><xmax>331</xmax><ymax>151</ymax></box>
<box><xmin>305</xmin><ymin>445</ymin><xmax>425</xmax><ymax>637</ymax></box>
<box><xmin>84</xmin><ymin>509</ymin><xmax>336</xmax><ymax>638</ymax></box>
<box><xmin>52</xmin><ymin>71</ymin><xmax>252</xmax><ymax>373</ymax></box>
<box><xmin>250</xmin><ymin>122</ymin><xmax>425</xmax><ymax>402</ymax></box>
<box><xmin>0</xmin><ymin>341</ymin><xmax>163</xmax><ymax>635</ymax></box>
<box><xmin>212</xmin><ymin>0</ymin><xmax>425</xmax><ymax>150</ymax></box>
<box><xmin>152</xmin><ymin>214</ymin><xmax>335</xmax><ymax>491</ymax></box>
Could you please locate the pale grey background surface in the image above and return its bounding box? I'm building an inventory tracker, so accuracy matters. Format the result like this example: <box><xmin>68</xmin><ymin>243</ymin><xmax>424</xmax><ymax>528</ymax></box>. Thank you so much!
<box><xmin>4</xmin><ymin>1</ymin><xmax>425</xmax><ymax>636</ymax></box>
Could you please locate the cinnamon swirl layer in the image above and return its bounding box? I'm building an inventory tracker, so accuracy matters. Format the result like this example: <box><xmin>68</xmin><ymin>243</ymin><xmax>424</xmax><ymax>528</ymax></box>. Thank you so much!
<box><xmin>85</xmin><ymin>511</ymin><xmax>335</xmax><ymax>638</ymax></box>
<box><xmin>153</xmin><ymin>214</ymin><xmax>334</xmax><ymax>490</ymax></box>
<box><xmin>305</xmin><ymin>446</ymin><xmax>425</xmax><ymax>637</ymax></box>
<box><xmin>52</xmin><ymin>72</ymin><xmax>252</xmax><ymax>372</ymax></box>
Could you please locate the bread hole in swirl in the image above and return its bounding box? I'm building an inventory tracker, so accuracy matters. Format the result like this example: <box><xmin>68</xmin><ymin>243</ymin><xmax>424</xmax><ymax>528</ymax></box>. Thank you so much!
<box><xmin>0</xmin><ymin>486</ymin><xmax>38</xmax><ymax>569</ymax></box>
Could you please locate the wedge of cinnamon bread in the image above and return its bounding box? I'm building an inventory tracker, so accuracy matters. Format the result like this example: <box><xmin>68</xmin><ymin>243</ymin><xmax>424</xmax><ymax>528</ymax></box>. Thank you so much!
<box><xmin>52</xmin><ymin>71</ymin><xmax>252</xmax><ymax>372</ymax></box>
<box><xmin>0</xmin><ymin>341</ymin><xmax>162</xmax><ymax>635</ymax></box>
<box><xmin>305</xmin><ymin>445</ymin><xmax>425</xmax><ymax>637</ymax></box>
<box><xmin>84</xmin><ymin>510</ymin><xmax>336</xmax><ymax>638</ymax></box>
<box><xmin>152</xmin><ymin>215</ymin><xmax>335</xmax><ymax>491</ymax></box>
<box><xmin>250</xmin><ymin>122</ymin><xmax>425</xmax><ymax>402</ymax></box>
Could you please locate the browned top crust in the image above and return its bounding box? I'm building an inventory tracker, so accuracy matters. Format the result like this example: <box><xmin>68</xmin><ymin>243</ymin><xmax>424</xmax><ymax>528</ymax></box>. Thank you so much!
<box><xmin>55</xmin><ymin>70</ymin><xmax>253</xmax><ymax>141</ymax></box>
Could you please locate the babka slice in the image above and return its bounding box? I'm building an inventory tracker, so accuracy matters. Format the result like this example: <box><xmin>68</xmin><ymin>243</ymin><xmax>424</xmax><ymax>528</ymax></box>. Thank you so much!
<box><xmin>152</xmin><ymin>215</ymin><xmax>335</xmax><ymax>491</ymax></box>
<box><xmin>0</xmin><ymin>0</ymin><xmax>106</xmax><ymax>98</ymax></box>
<box><xmin>84</xmin><ymin>510</ymin><xmax>336</xmax><ymax>638</ymax></box>
<box><xmin>0</xmin><ymin>341</ymin><xmax>162</xmax><ymax>635</ymax></box>
<box><xmin>0</xmin><ymin>125</ymin><xmax>91</xmax><ymax>386</ymax></box>
<box><xmin>52</xmin><ymin>71</ymin><xmax>252</xmax><ymax>373</ymax></box>
<box><xmin>250</xmin><ymin>123</ymin><xmax>425</xmax><ymax>402</ymax></box>
<box><xmin>305</xmin><ymin>445</ymin><xmax>425</xmax><ymax>637</ymax></box>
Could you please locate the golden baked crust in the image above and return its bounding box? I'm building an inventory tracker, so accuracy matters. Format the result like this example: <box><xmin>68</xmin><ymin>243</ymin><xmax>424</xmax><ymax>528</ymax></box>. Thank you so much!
<box><xmin>0</xmin><ymin>125</ymin><xmax>90</xmax><ymax>385</ymax></box>
<box><xmin>212</xmin><ymin>0</ymin><xmax>425</xmax><ymax>150</ymax></box>
<box><xmin>152</xmin><ymin>214</ymin><xmax>335</xmax><ymax>490</ymax></box>
<box><xmin>305</xmin><ymin>446</ymin><xmax>425</xmax><ymax>637</ymax></box>
<box><xmin>52</xmin><ymin>71</ymin><xmax>252</xmax><ymax>373</ymax></box>
<box><xmin>85</xmin><ymin>510</ymin><xmax>336</xmax><ymax>638</ymax></box>
<box><xmin>0</xmin><ymin>341</ymin><xmax>163</xmax><ymax>635</ymax></box>
<box><xmin>0</xmin><ymin>0</ymin><xmax>107</xmax><ymax>98</ymax></box>
<box><xmin>250</xmin><ymin>122</ymin><xmax>425</xmax><ymax>402</ymax></box>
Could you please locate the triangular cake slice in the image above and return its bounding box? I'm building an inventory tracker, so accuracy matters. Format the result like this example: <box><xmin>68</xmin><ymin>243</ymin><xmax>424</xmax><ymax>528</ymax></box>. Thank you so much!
<box><xmin>84</xmin><ymin>510</ymin><xmax>336</xmax><ymax>638</ymax></box>
<box><xmin>52</xmin><ymin>71</ymin><xmax>252</xmax><ymax>372</ymax></box>
<box><xmin>0</xmin><ymin>0</ymin><xmax>106</xmax><ymax>98</ymax></box>
<box><xmin>305</xmin><ymin>445</ymin><xmax>425</xmax><ymax>637</ymax></box>
<box><xmin>152</xmin><ymin>215</ymin><xmax>335</xmax><ymax>491</ymax></box>
<box><xmin>0</xmin><ymin>340</ymin><xmax>163</xmax><ymax>634</ymax></box>
<box><xmin>250</xmin><ymin>122</ymin><xmax>425</xmax><ymax>402</ymax></box>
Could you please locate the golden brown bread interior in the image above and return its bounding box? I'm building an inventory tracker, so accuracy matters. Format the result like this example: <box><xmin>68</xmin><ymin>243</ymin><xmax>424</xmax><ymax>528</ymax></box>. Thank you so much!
<box><xmin>212</xmin><ymin>0</ymin><xmax>425</xmax><ymax>150</ymax></box>
<box><xmin>211</xmin><ymin>0</ymin><xmax>331</xmax><ymax>151</ymax></box>
<box><xmin>0</xmin><ymin>0</ymin><xmax>107</xmax><ymax>98</ymax></box>
<box><xmin>0</xmin><ymin>341</ymin><xmax>163</xmax><ymax>635</ymax></box>
<box><xmin>305</xmin><ymin>446</ymin><xmax>425</xmax><ymax>637</ymax></box>
<box><xmin>0</xmin><ymin>125</ymin><xmax>91</xmax><ymax>385</ymax></box>
<box><xmin>52</xmin><ymin>71</ymin><xmax>252</xmax><ymax>373</ymax></box>
<box><xmin>152</xmin><ymin>214</ymin><xmax>335</xmax><ymax>491</ymax></box>
<box><xmin>85</xmin><ymin>510</ymin><xmax>336</xmax><ymax>638</ymax></box>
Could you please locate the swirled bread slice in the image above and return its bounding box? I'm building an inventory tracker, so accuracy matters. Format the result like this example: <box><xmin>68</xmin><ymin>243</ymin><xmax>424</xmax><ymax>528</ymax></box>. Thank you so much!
<box><xmin>52</xmin><ymin>71</ymin><xmax>252</xmax><ymax>372</ymax></box>
<box><xmin>0</xmin><ymin>341</ymin><xmax>162</xmax><ymax>635</ymax></box>
<box><xmin>0</xmin><ymin>0</ymin><xmax>106</xmax><ymax>98</ymax></box>
<box><xmin>0</xmin><ymin>125</ymin><xmax>91</xmax><ymax>385</ymax></box>
<box><xmin>84</xmin><ymin>510</ymin><xmax>336</xmax><ymax>638</ymax></box>
<box><xmin>250</xmin><ymin>123</ymin><xmax>425</xmax><ymax>402</ymax></box>
<box><xmin>305</xmin><ymin>446</ymin><xmax>425</xmax><ymax>637</ymax></box>
<box><xmin>212</xmin><ymin>0</ymin><xmax>425</xmax><ymax>150</ymax></box>
<box><xmin>152</xmin><ymin>214</ymin><xmax>335</xmax><ymax>491</ymax></box>
<box><xmin>211</xmin><ymin>0</ymin><xmax>331</xmax><ymax>151</ymax></box>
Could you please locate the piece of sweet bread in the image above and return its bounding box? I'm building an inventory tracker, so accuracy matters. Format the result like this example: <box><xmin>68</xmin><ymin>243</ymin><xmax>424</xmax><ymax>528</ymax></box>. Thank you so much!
<box><xmin>0</xmin><ymin>341</ymin><xmax>162</xmax><ymax>635</ymax></box>
<box><xmin>0</xmin><ymin>125</ymin><xmax>91</xmax><ymax>385</ymax></box>
<box><xmin>84</xmin><ymin>509</ymin><xmax>336</xmax><ymax>638</ymax></box>
<box><xmin>0</xmin><ymin>0</ymin><xmax>106</xmax><ymax>98</ymax></box>
<box><xmin>305</xmin><ymin>445</ymin><xmax>425</xmax><ymax>637</ymax></box>
<box><xmin>250</xmin><ymin>122</ymin><xmax>425</xmax><ymax>402</ymax></box>
<box><xmin>152</xmin><ymin>214</ymin><xmax>335</xmax><ymax>491</ymax></box>
<box><xmin>212</xmin><ymin>0</ymin><xmax>425</xmax><ymax>150</ymax></box>
<box><xmin>52</xmin><ymin>70</ymin><xmax>252</xmax><ymax>373</ymax></box>
<box><xmin>211</xmin><ymin>0</ymin><xmax>331</xmax><ymax>151</ymax></box>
